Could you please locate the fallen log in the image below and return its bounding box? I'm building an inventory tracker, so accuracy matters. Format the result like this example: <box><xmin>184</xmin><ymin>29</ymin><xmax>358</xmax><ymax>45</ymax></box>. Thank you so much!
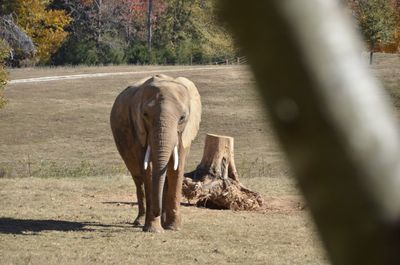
<box><xmin>183</xmin><ymin>133</ymin><xmax>264</xmax><ymax>210</ymax></box>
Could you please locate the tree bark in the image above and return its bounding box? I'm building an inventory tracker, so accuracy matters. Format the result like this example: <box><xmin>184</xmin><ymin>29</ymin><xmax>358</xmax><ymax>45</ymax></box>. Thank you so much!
<box><xmin>182</xmin><ymin>134</ymin><xmax>263</xmax><ymax>210</ymax></box>
<box><xmin>369</xmin><ymin>42</ymin><xmax>374</xmax><ymax>65</ymax></box>
<box><xmin>147</xmin><ymin>0</ymin><xmax>153</xmax><ymax>52</ymax></box>
<box><xmin>369</xmin><ymin>51</ymin><xmax>373</xmax><ymax>65</ymax></box>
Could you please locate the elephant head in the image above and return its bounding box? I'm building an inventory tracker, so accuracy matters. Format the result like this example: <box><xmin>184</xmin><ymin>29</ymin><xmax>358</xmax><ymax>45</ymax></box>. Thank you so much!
<box><xmin>131</xmin><ymin>75</ymin><xmax>201</xmax><ymax>218</ymax></box>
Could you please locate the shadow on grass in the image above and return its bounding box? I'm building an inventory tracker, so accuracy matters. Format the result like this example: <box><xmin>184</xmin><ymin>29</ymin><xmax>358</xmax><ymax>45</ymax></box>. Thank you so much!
<box><xmin>102</xmin><ymin>201</ymin><xmax>138</xmax><ymax>206</ymax></box>
<box><xmin>102</xmin><ymin>201</ymin><xmax>195</xmax><ymax>207</ymax></box>
<box><xmin>0</xmin><ymin>217</ymin><xmax>132</xmax><ymax>235</ymax></box>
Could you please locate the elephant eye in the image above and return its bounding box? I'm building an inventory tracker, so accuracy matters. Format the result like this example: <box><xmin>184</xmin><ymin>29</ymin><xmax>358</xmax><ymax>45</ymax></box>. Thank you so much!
<box><xmin>143</xmin><ymin>112</ymin><xmax>148</xmax><ymax>118</ymax></box>
<box><xmin>179</xmin><ymin>115</ymin><xmax>186</xmax><ymax>123</ymax></box>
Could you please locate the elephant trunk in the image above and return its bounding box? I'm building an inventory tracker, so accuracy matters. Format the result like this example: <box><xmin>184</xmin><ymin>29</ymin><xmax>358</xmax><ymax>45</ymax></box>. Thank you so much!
<box><xmin>150</xmin><ymin>120</ymin><xmax>178</xmax><ymax>218</ymax></box>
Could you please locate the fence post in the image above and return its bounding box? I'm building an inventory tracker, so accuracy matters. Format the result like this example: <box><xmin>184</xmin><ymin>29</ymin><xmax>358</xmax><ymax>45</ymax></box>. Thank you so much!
<box><xmin>221</xmin><ymin>1</ymin><xmax>400</xmax><ymax>264</ymax></box>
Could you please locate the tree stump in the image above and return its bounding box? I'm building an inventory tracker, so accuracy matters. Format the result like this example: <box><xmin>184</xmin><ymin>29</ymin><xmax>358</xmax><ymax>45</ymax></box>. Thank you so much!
<box><xmin>183</xmin><ymin>134</ymin><xmax>264</xmax><ymax>210</ymax></box>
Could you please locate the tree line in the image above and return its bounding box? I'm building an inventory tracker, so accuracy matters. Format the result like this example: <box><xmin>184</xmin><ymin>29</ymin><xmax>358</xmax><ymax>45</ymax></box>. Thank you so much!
<box><xmin>1</xmin><ymin>0</ymin><xmax>399</xmax><ymax>67</ymax></box>
<box><xmin>0</xmin><ymin>0</ymin><xmax>235</xmax><ymax>66</ymax></box>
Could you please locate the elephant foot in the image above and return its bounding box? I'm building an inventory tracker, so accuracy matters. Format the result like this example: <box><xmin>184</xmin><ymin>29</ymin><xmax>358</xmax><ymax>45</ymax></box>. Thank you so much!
<box><xmin>162</xmin><ymin>216</ymin><xmax>182</xmax><ymax>231</ymax></box>
<box><xmin>133</xmin><ymin>215</ymin><xmax>145</xmax><ymax>227</ymax></box>
<box><xmin>163</xmin><ymin>224</ymin><xmax>181</xmax><ymax>231</ymax></box>
<box><xmin>143</xmin><ymin>224</ymin><xmax>164</xmax><ymax>233</ymax></box>
<box><xmin>143</xmin><ymin>216</ymin><xmax>164</xmax><ymax>233</ymax></box>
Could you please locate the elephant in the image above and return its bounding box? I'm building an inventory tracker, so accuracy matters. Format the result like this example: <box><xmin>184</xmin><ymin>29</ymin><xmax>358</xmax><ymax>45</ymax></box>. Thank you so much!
<box><xmin>110</xmin><ymin>74</ymin><xmax>201</xmax><ymax>233</ymax></box>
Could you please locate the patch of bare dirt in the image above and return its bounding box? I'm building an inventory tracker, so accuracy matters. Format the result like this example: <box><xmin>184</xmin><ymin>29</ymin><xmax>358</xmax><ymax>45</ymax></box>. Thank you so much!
<box><xmin>261</xmin><ymin>196</ymin><xmax>305</xmax><ymax>213</ymax></box>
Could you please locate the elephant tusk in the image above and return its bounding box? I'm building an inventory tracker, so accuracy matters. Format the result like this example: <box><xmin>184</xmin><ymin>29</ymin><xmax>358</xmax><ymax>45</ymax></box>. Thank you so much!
<box><xmin>173</xmin><ymin>145</ymin><xmax>179</xmax><ymax>170</ymax></box>
<box><xmin>144</xmin><ymin>145</ymin><xmax>150</xmax><ymax>170</ymax></box>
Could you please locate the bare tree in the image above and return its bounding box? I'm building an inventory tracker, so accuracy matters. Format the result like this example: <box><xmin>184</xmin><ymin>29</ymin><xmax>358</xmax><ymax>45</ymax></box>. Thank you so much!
<box><xmin>0</xmin><ymin>15</ymin><xmax>35</xmax><ymax>59</ymax></box>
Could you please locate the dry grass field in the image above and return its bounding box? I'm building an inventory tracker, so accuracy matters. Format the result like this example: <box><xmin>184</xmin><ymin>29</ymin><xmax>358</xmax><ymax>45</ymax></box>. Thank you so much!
<box><xmin>1</xmin><ymin>53</ymin><xmax>399</xmax><ymax>264</ymax></box>
<box><xmin>1</xmin><ymin>65</ymin><xmax>284</xmax><ymax>178</ymax></box>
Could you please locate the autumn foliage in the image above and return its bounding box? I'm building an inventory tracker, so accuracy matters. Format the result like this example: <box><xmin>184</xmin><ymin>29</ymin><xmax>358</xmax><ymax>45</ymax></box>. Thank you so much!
<box><xmin>14</xmin><ymin>0</ymin><xmax>71</xmax><ymax>64</ymax></box>
<box><xmin>2</xmin><ymin>0</ymin><xmax>399</xmax><ymax>67</ymax></box>
<box><xmin>0</xmin><ymin>0</ymin><xmax>234</xmax><ymax>65</ymax></box>
<box><xmin>0</xmin><ymin>39</ymin><xmax>9</xmax><ymax>108</ymax></box>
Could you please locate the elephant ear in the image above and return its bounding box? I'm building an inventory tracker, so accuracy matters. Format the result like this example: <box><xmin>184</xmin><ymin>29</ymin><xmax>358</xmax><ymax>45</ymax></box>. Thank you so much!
<box><xmin>131</xmin><ymin>76</ymin><xmax>152</xmax><ymax>147</ymax></box>
<box><xmin>176</xmin><ymin>77</ymin><xmax>202</xmax><ymax>149</ymax></box>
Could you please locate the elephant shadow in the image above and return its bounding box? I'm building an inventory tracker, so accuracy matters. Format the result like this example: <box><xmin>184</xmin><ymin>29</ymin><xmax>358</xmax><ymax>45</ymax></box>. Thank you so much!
<box><xmin>0</xmin><ymin>217</ymin><xmax>131</xmax><ymax>235</ymax></box>
<box><xmin>102</xmin><ymin>201</ymin><xmax>138</xmax><ymax>206</ymax></box>
<box><xmin>101</xmin><ymin>201</ymin><xmax>194</xmax><ymax>207</ymax></box>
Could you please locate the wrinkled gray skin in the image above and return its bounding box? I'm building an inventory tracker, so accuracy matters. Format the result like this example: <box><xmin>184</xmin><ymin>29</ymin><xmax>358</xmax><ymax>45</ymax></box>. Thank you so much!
<box><xmin>110</xmin><ymin>75</ymin><xmax>201</xmax><ymax>232</ymax></box>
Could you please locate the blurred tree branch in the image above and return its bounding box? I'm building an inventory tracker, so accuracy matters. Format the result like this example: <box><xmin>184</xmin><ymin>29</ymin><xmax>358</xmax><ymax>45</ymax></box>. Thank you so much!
<box><xmin>220</xmin><ymin>0</ymin><xmax>400</xmax><ymax>264</ymax></box>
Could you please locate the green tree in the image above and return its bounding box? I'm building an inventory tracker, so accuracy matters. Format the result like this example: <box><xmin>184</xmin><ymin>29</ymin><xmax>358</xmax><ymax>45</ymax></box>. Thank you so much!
<box><xmin>154</xmin><ymin>0</ymin><xmax>235</xmax><ymax>64</ymax></box>
<box><xmin>347</xmin><ymin>0</ymin><xmax>397</xmax><ymax>64</ymax></box>
<box><xmin>190</xmin><ymin>0</ymin><xmax>235</xmax><ymax>63</ymax></box>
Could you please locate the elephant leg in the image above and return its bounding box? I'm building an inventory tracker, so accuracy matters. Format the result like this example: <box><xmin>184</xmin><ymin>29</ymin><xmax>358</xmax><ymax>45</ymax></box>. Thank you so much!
<box><xmin>163</xmin><ymin>147</ymin><xmax>187</xmax><ymax>230</ymax></box>
<box><xmin>133</xmin><ymin>177</ymin><xmax>145</xmax><ymax>226</ymax></box>
<box><xmin>143</xmin><ymin>166</ymin><xmax>164</xmax><ymax>233</ymax></box>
